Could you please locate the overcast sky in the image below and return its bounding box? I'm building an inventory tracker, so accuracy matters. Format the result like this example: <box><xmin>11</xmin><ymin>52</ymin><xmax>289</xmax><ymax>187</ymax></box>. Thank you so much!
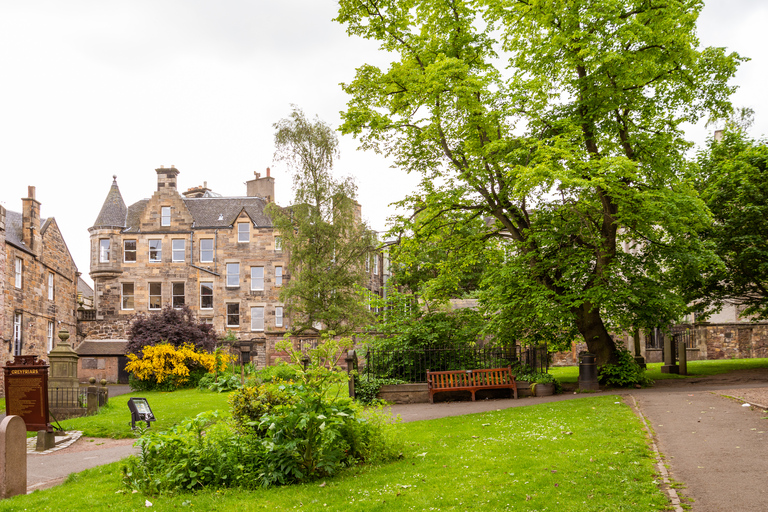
<box><xmin>1</xmin><ymin>0</ymin><xmax>765</xmax><ymax>287</ymax></box>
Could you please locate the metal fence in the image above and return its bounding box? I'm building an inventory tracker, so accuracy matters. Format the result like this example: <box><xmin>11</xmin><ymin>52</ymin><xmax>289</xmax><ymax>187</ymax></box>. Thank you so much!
<box><xmin>49</xmin><ymin>387</ymin><xmax>86</xmax><ymax>409</ymax></box>
<box><xmin>647</xmin><ymin>327</ymin><xmax>696</xmax><ymax>351</ymax></box>
<box><xmin>364</xmin><ymin>344</ymin><xmax>548</xmax><ymax>383</ymax></box>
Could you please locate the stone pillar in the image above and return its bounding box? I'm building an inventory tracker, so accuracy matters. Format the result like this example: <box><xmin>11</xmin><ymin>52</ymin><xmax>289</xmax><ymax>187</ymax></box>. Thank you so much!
<box><xmin>48</xmin><ymin>330</ymin><xmax>80</xmax><ymax>409</ymax></box>
<box><xmin>87</xmin><ymin>377</ymin><xmax>98</xmax><ymax>415</ymax></box>
<box><xmin>678</xmin><ymin>339</ymin><xmax>688</xmax><ymax>376</ymax></box>
<box><xmin>345</xmin><ymin>350</ymin><xmax>358</xmax><ymax>399</ymax></box>
<box><xmin>661</xmin><ymin>333</ymin><xmax>679</xmax><ymax>374</ymax></box>
<box><xmin>632</xmin><ymin>327</ymin><xmax>646</xmax><ymax>369</ymax></box>
<box><xmin>0</xmin><ymin>416</ymin><xmax>27</xmax><ymax>498</ymax></box>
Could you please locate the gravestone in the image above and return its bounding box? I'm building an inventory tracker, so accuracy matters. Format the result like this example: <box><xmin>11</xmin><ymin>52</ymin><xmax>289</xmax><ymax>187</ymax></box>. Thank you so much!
<box><xmin>3</xmin><ymin>355</ymin><xmax>52</xmax><ymax>432</ymax></box>
<box><xmin>0</xmin><ymin>415</ymin><xmax>27</xmax><ymax>498</ymax></box>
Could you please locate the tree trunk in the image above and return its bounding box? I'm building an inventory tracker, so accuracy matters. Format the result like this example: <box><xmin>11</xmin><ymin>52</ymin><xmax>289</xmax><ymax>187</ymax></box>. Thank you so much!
<box><xmin>572</xmin><ymin>302</ymin><xmax>618</xmax><ymax>366</ymax></box>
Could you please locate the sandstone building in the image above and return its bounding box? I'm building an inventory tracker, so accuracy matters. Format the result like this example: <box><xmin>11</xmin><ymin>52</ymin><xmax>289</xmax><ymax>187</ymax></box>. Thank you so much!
<box><xmin>84</xmin><ymin>167</ymin><xmax>387</xmax><ymax>372</ymax></box>
<box><xmin>0</xmin><ymin>187</ymin><xmax>79</xmax><ymax>387</ymax></box>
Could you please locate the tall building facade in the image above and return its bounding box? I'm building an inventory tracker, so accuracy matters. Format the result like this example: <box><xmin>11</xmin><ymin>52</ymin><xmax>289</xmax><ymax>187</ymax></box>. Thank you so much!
<box><xmin>0</xmin><ymin>186</ymin><xmax>79</xmax><ymax>388</ymax></box>
<box><xmin>85</xmin><ymin>168</ymin><xmax>288</xmax><ymax>353</ymax></box>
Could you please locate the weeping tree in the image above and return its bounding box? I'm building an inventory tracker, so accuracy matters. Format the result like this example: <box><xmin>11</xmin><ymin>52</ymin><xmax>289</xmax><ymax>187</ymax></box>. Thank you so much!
<box><xmin>267</xmin><ymin>106</ymin><xmax>378</xmax><ymax>336</ymax></box>
<box><xmin>335</xmin><ymin>0</ymin><xmax>742</xmax><ymax>364</ymax></box>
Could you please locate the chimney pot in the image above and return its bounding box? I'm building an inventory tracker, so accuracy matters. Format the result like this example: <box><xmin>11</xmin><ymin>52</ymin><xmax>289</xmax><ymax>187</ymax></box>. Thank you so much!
<box><xmin>267</xmin><ymin>167</ymin><xmax>271</xmax><ymax>177</ymax></box>
<box><xmin>28</xmin><ymin>186</ymin><xmax>35</xmax><ymax>199</ymax></box>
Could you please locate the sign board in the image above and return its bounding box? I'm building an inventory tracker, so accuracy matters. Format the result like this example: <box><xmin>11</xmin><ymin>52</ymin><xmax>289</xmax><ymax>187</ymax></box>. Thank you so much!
<box><xmin>3</xmin><ymin>355</ymin><xmax>52</xmax><ymax>432</ymax></box>
<box><xmin>127</xmin><ymin>397</ymin><xmax>156</xmax><ymax>429</ymax></box>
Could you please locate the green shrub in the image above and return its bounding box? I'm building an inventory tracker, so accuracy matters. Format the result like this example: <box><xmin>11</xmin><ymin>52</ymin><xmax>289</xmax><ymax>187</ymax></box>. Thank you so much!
<box><xmin>122</xmin><ymin>411</ymin><xmax>265</xmax><ymax>494</ymax></box>
<box><xmin>228</xmin><ymin>383</ymin><xmax>296</xmax><ymax>434</ymax></box>
<box><xmin>354</xmin><ymin>374</ymin><xmax>405</xmax><ymax>404</ymax></box>
<box><xmin>599</xmin><ymin>348</ymin><xmax>654</xmax><ymax>388</ymax></box>
<box><xmin>254</xmin><ymin>359</ymin><xmax>300</xmax><ymax>383</ymax></box>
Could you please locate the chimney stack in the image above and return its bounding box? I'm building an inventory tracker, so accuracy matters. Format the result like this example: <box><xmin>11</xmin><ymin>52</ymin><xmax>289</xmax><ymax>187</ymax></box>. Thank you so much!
<box><xmin>156</xmin><ymin>166</ymin><xmax>180</xmax><ymax>191</ymax></box>
<box><xmin>246</xmin><ymin>167</ymin><xmax>275</xmax><ymax>202</ymax></box>
<box><xmin>22</xmin><ymin>185</ymin><xmax>42</xmax><ymax>255</ymax></box>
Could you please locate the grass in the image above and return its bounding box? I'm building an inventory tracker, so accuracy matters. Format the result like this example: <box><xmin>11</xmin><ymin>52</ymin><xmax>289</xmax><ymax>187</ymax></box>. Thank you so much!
<box><xmin>1</xmin><ymin>395</ymin><xmax>669</xmax><ymax>511</ymax></box>
<box><xmin>54</xmin><ymin>389</ymin><xmax>232</xmax><ymax>438</ymax></box>
<box><xmin>549</xmin><ymin>357</ymin><xmax>768</xmax><ymax>384</ymax></box>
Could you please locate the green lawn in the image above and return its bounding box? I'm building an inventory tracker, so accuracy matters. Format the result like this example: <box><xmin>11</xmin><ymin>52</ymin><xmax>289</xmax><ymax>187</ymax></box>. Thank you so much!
<box><xmin>1</xmin><ymin>395</ymin><xmax>668</xmax><ymax>511</ymax></box>
<box><xmin>55</xmin><ymin>389</ymin><xmax>232</xmax><ymax>438</ymax></box>
<box><xmin>549</xmin><ymin>357</ymin><xmax>768</xmax><ymax>384</ymax></box>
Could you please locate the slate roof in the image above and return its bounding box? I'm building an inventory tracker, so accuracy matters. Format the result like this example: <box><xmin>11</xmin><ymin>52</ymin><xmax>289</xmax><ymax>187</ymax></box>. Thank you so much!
<box><xmin>92</xmin><ymin>177</ymin><xmax>128</xmax><ymax>228</ymax></box>
<box><xmin>77</xmin><ymin>276</ymin><xmax>94</xmax><ymax>297</ymax></box>
<box><xmin>121</xmin><ymin>196</ymin><xmax>272</xmax><ymax>231</ymax></box>
<box><xmin>93</xmin><ymin>178</ymin><xmax>274</xmax><ymax>231</ymax></box>
<box><xmin>3</xmin><ymin>209</ymin><xmax>47</xmax><ymax>253</ymax></box>
<box><xmin>75</xmin><ymin>340</ymin><xmax>127</xmax><ymax>356</ymax></box>
<box><xmin>183</xmin><ymin>197</ymin><xmax>272</xmax><ymax>228</ymax></box>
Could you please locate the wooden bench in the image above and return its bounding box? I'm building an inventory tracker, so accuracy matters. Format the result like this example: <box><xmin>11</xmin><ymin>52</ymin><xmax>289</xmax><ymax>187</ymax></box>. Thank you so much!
<box><xmin>426</xmin><ymin>367</ymin><xmax>518</xmax><ymax>403</ymax></box>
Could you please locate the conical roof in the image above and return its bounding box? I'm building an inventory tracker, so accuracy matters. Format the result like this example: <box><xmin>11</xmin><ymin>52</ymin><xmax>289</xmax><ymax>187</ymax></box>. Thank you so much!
<box><xmin>92</xmin><ymin>175</ymin><xmax>127</xmax><ymax>228</ymax></box>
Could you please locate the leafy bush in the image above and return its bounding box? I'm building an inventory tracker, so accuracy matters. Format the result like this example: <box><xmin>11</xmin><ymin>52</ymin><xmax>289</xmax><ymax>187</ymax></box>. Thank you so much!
<box><xmin>122</xmin><ymin>411</ymin><xmax>265</xmax><ymax>493</ymax></box>
<box><xmin>127</xmin><ymin>305</ymin><xmax>217</xmax><ymax>356</ymax></box>
<box><xmin>599</xmin><ymin>348</ymin><xmax>654</xmax><ymax>388</ymax></box>
<box><xmin>354</xmin><ymin>374</ymin><xmax>406</xmax><ymax>404</ymax></box>
<box><xmin>126</xmin><ymin>343</ymin><xmax>230</xmax><ymax>391</ymax></box>
<box><xmin>254</xmin><ymin>360</ymin><xmax>300</xmax><ymax>383</ymax></box>
<box><xmin>229</xmin><ymin>383</ymin><xmax>296</xmax><ymax>434</ymax></box>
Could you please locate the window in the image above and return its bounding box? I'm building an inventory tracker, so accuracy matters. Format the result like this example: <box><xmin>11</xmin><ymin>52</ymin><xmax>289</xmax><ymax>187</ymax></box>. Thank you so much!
<box><xmin>161</xmin><ymin>206</ymin><xmax>171</xmax><ymax>226</ymax></box>
<box><xmin>227</xmin><ymin>304</ymin><xmax>240</xmax><ymax>327</ymax></box>
<box><xmin>149</xmin><ymin>240</ymin><xmax>162</xmax><ymax>262</ymax></box>
<box><xmin>13</xmin><ymin>313</ymin><xmax>22</xmax><ymax>356</ymax></box>
<box><xmin>251</xmin><ymin>307</ymin><xmax>264</xmax><ymax>331</ymax></box>
<box><xmin>226</xmin><ymin>263</ymin><xmax>240</xmax><ymax>287</ymax></box>
<box><xmin>14</xmin><ymin>258</ymin><xmax>22</xmax><ymax>288</ymax></box>
<box><xmin>124</xmin><ymin>240</ymin><xmax>137</xmax><ymax>262</ymax></box>
<box><xmin>373</xmin><ymin>255</ymin><xmax>379</xmax><ymax>275</ymax></box>
<box><xmin>149</xmin><ymin>283</ymin><xmax>162</xmax><ymax>309</ymax></box>
<box><xmin>99</xmin><ymin>239</ymin><xmax>110</xmax><ymax>263</ymax></box>
<box><xmin>47</xmin><ymin>322</ymin><xmax>54</xmax><ymax>352</ymax></box>
<box><xmin>48</xmin><ymin>272</ymin><xmax>54</xmax><ymax>301</ymax></box>
<box><xmin>200</xmin><ymin>239</ymin><xmax>214</xmax><ymax>263</ymax></box>
<box><xmin>122</xmin><ymin>283</ymin><xmax>135</xmax><ymax>310</ymax></box>
<box><xmin>200</xmin><ymin>283</ymin><xmax>213</xmax><ymax>309</ymax></box>
<box><xmin>172</xmin><ymin>283</ymin><xmax>185</xmax><ymax>308</ymax></box>
<box><xmin>238</xmin><ymin>222</ymin><xmax>250</xmax><ymax>243</ymax></box>
<box><xmin>275</xmin><ymin>306</ymin><xmax>283</xmax><ymax>328</ymax></box>
<box><xmin>275</xmin><ymin>266</ymin><xmax>283</xmax><ymax>287</ymax></box>
<box><xmin>172</xmin><ymin>239</ymin><xmax>185</xmax><ymax>262</ymax></box>
<box><xmin>275</xmin><ymin>236</ymin><xmax>282</xmax><ymax>251</ymax></box>
<box><xmin>251</xmin><ymin>266</ymin><xmax>264</xmax><ymax>291</ymax></box>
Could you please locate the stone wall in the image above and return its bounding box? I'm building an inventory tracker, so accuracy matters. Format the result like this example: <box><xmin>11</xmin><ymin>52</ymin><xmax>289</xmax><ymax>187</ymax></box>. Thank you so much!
<box><xmin>78</xmin><ymin>356</ymin><xmax>120</xmax><ymax>383</ymax></box>
<box><xmin>695</xmin><ymin>323</ymin><xmax>768</xmax><ymax>360</ymax></box>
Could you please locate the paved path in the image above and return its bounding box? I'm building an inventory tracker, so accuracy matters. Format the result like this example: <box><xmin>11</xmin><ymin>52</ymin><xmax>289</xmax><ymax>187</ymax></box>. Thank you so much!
<box><xmin>630</xmin><ymin>387</ymin><xmax>768</xmax><ymax>512</ymax></box>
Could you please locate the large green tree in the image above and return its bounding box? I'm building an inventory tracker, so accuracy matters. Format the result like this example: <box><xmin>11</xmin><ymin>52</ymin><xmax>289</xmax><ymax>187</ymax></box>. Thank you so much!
<box><xmin>690</xmin><ymin>126</ymin><xmax>768</xmax><ymax>319</ymax></box>
<box><xmin>267</xmin><ymin>107</ymin><xmax>377</xmax><ymax>336</ymax></box>
<box><xmin>336</xmin><ymin>0</ymin><xmax>741</xmax><ymax>364</ymax></box>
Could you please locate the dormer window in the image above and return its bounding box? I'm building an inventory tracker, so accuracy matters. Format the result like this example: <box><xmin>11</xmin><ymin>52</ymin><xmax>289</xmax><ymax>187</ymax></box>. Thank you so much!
<box><xmin>238</xmin><ymin>222</ymin><xmax>250</xmax><ymax>243</ymax></box>
<box><xmin>161</xmin><ymin>206</ymin><xmax>171</xmax><ymax>226</ymax></box>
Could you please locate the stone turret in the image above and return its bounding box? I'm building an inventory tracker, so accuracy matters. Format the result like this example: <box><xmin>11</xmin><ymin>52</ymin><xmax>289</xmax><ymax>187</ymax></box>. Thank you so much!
<box><xmin>89</xmin><ymin>176</ymin><xmax>127</xmax><ymax>316</ymax></box>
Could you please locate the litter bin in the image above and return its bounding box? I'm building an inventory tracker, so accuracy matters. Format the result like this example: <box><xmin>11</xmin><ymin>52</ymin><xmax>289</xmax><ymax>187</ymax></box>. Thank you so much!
<box><xmin>578</xmin><ymin>352</ymin><xmax>600</xmax><ymax>391</ymax></box>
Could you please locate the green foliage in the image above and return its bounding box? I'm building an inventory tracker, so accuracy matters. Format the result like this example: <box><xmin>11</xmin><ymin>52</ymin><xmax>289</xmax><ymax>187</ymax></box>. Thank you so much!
<box><xmin>122</xmin><ymin>411</ymin><xmax>265</xmax><ymax>494</ymax></box>
<box><xmin>690</xmin><ymin>127</ymin><xmax>768</xmax><ymax>319</ymax></box>
<box><xmin>266</xmin><ymin>106</ymin><xmax>377</xmax><ymax>336</ymax></box>
<box><xmin>197</xmin><ymin>373</ymin><xmax>243</xmax><ymax>393</ymax></box>
<box><xmin>335</xmin><ymin>0</ymin><xmax>742</xmax><ymax>365</ymax></box>
<box><xmin>599</xmin><ymin>348</ymin><xmax>654</xmax><ymax>388</ymax></box>
<box><xmin>354</xmin><ymin>374</ymin><xmax>405</xmax><ymax>405</ymax></box>
<box><xmin>376</xmin><ymin>307</ymin><xmax>485</xmax><ymax>351</ymax></box>
<box><xmin>253</xmin><ymin>359</ymin><xmax>300</xmax><ymax>384</ymax></box>
<box><xmin>228</xmin><ymin>383</ymin><xmax>296</xmax><ymax>435</ymax></box>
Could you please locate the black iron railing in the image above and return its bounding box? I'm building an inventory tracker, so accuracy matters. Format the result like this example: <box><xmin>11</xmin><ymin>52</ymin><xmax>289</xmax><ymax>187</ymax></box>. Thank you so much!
<box><xmin>363</xmin><ymin>344</ymin><xmax>549</xmax><ymax>383</ymax></box>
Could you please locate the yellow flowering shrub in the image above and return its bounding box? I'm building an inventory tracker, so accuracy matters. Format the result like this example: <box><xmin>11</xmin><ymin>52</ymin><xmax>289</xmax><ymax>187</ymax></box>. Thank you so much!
<box><xmin>126</xmin><ymin>343</ymin><xmax>231</xmax><ymax>390</ymax></box>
